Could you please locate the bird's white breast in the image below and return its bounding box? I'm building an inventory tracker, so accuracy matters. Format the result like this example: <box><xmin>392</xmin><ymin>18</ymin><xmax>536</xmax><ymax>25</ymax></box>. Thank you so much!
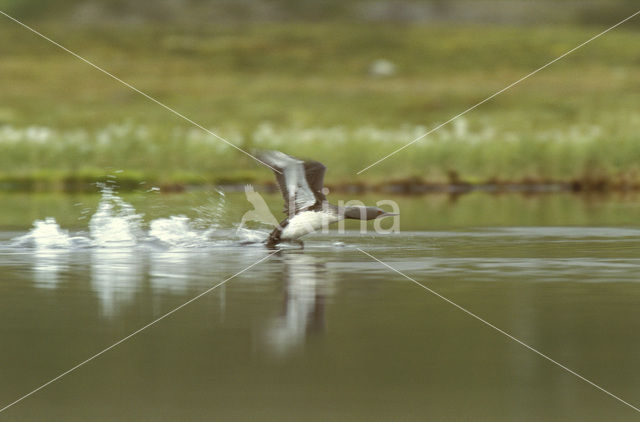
<box><xmin>280</xmin><ymin>211</ymin><xmax>341</xmax><ymax>240</ymax></box>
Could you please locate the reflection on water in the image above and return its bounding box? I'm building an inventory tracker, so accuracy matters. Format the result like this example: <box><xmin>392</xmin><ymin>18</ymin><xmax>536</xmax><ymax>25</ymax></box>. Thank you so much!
<box><xmin>149</xmin><ymin>250</ymin><xmax>191</xmax><ymax>293</ymax></box>
<box><xmin>265</xmin><ymin>253</ymin><xmax>332</xmax><ymax>356</ymax></box>
<box><xmin>90</xmin><ymin>248</ymin><xmax>143</xmax><ymax>318</ymax></box>
<box><xmin>32</xmin><ymin>249</ymin><xmax>69</xmax><ymax>289</ymax></box>
<box><xmin>2</xmin><ymin>228</ymin><xmax>640</xmax><ymax>420</ymax></box>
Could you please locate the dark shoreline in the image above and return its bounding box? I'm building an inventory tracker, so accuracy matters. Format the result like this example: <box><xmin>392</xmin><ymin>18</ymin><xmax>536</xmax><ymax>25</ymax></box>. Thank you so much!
<box><xmin>203</xmin><ymin>180</ymin><xmax>640</xmax><ymax>196</ymax></box>
<box><xmin>1</xmin><ymin>176</ymin><xmax>639</xmax><ymax>195</ymax></box>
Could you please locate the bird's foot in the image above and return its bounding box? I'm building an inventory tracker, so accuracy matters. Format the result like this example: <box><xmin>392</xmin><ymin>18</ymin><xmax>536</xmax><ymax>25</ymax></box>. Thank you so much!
<box><xmin>264</xmin><ymin>238</ymin><xmax>279</xmax><ymax>250</ymax></box>
<box><xmin>263</xmin><ymin>239</ymin><xmax>304</xmax><ymax>250</ymax></box>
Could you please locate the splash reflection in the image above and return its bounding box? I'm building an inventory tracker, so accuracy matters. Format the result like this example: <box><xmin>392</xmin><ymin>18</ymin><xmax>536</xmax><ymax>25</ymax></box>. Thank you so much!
<box><xmin>149</xmin><ymin>250</ymin><xmax>193</xmax><ymax>294</ymax></box>
<box><xmin>32</xmin><ymin>249</ymin><xmax>70</xmax><ymax>289</ymax></box>
<box><xmin>90</xmin><ymin>248</ymin><xmax>144</xmax><ymax>318</ymax></box>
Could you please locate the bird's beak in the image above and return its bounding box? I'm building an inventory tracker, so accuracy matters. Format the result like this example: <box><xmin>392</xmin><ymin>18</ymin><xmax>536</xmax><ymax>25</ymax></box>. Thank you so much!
<box><xmin>379</xmin><ymin>212</ymin><xmax>399</xmax><ymax>218</ymax></box>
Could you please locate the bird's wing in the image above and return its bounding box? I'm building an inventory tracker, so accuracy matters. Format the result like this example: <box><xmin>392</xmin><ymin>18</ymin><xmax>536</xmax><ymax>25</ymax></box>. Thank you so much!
<box><xmin>303</xmin><ymin>160</ymin><xmax>327</xmax><ymax>206</ymax></box>
<box><xmin>258</xmin><ymin>151</ymin><xmax>319</xmax><ymax>215</ymax></box>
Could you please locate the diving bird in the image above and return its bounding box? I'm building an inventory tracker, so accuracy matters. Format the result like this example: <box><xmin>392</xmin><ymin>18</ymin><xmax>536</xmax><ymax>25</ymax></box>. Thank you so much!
<box><xmin>258</xmin><ymin>151</ymin><xmax>398</xmax><ymax>248</ymax></box>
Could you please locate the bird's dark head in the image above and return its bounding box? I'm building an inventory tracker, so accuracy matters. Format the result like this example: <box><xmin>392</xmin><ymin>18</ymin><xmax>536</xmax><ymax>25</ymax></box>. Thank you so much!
<box><xmin>343</xmin><ymin>206</ymin><xmax>399</xmax><ymax>221</ymax></box>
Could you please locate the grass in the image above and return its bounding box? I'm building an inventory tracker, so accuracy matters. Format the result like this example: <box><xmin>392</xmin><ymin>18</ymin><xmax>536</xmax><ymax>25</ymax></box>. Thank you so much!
<box><xmin>1</xmin><ymin>22</ymin><xmax>639</xmax><ymax>190</ymax></box>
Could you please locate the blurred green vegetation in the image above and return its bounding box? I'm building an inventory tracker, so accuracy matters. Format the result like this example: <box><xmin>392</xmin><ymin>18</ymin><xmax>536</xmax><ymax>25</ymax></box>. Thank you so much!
<box><xmin>1</xmin><ymin>0</ymin><xmax>638</xmax><ymax>25</ymax></box>
<box><xmin>0</xmin><ymin>13</ymin><xmax>639</xmax><ymax>190</ymax></box>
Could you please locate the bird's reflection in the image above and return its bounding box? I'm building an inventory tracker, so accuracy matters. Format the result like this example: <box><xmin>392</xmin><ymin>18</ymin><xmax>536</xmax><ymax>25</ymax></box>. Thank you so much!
<box><xmin>90</xmin><ymin>248</ymin><xmax>143</xmax><ymax>318</ymax></box>
<box><xmin>265</xmin><ymin>253</ymin><xmax>331</xmax><ymax>356</ymax></box>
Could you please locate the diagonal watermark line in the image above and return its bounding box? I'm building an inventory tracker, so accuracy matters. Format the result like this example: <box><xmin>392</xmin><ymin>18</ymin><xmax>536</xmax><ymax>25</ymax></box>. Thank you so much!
<box><xmin>357</xmin><ymin>10</ymin><xmax>640</xmax><ymax>174</ymax></box>
<box><xmin>357</xmin><ymin>248</ymin><xmax>640</xmax><ymax>414</ymax></box>
<box><xmin>0</xmin><ymin>250</ymin><xmax>279</xmax><ymax>415</ymax></box>
<box><xmin>0</xmin><ymin>10</ymin><xmax>281</xmax><ymax>174</ymax></box>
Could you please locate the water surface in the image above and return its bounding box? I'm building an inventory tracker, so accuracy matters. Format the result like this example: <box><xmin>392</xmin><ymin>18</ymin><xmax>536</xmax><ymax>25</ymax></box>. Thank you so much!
<box><xmin>0</xmin><ymin>190</ymin><xmax>639</xmax><ymax>421</ymax></box>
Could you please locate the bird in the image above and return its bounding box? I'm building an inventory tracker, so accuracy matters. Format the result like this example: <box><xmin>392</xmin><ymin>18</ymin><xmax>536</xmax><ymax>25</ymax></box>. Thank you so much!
<box><xmin>258</xmin><ymin>150</ymin><xmax>398</xmax><ymax>248</ymax></box>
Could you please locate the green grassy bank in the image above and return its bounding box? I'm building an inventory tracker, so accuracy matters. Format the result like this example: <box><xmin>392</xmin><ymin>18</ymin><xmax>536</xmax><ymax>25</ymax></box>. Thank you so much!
<box><xmin>1</xmin><ymin>22</ymin><xmax>639</xmax><ymax>191</ymax></box>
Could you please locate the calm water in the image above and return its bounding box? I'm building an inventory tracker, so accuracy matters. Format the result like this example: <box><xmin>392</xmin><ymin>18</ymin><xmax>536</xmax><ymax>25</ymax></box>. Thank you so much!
<box><xmin>0</xmin><ymin>189</ymin><xmax>639</xmax><ymax>421</ymax></box>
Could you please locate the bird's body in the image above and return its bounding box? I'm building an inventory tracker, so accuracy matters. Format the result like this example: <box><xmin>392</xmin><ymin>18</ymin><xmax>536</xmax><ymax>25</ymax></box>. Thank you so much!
<box><xmin>258</xmin><ymin>150</ymin><xmax>397</xmax><ymax>248</ymax></box>
<box><xmin>279</xmin><ymin>209</ymin><xmax>341</xmax><ymax>240</ymax></box>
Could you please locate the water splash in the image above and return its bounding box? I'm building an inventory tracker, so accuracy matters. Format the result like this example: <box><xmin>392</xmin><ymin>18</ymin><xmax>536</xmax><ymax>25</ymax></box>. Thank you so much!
<box><xmin>10</xmin><ymin>218</ymin><xmax>73</xmax><ymax>289</ymax></box>
<box><xmin>193</xmin><ymin>189</ymin><xmax>226</xmax><ymax>231</ymax></box>
<box><xmin>12</xmin><ymin>184</ymin><xmax>235</xmax><ymax>250</ymax></box>
<box><xmin>148</xmin><ymin>216</ymin><xmax>209</xmax><ymax>247</ymax></box>
<box><xmin>235</xmin><ymin>226</ymin><xmax>269</xmax><ymax>244</ymax></box>
<box><xmin>13</xmin><ymin>218</ymin><xmax>73</xmax><ymax>249</ymax></box>
<box><xmin>89</xmin><ymin>185</ymin><xmax>144</xmax><ymax>247</ymax></box>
